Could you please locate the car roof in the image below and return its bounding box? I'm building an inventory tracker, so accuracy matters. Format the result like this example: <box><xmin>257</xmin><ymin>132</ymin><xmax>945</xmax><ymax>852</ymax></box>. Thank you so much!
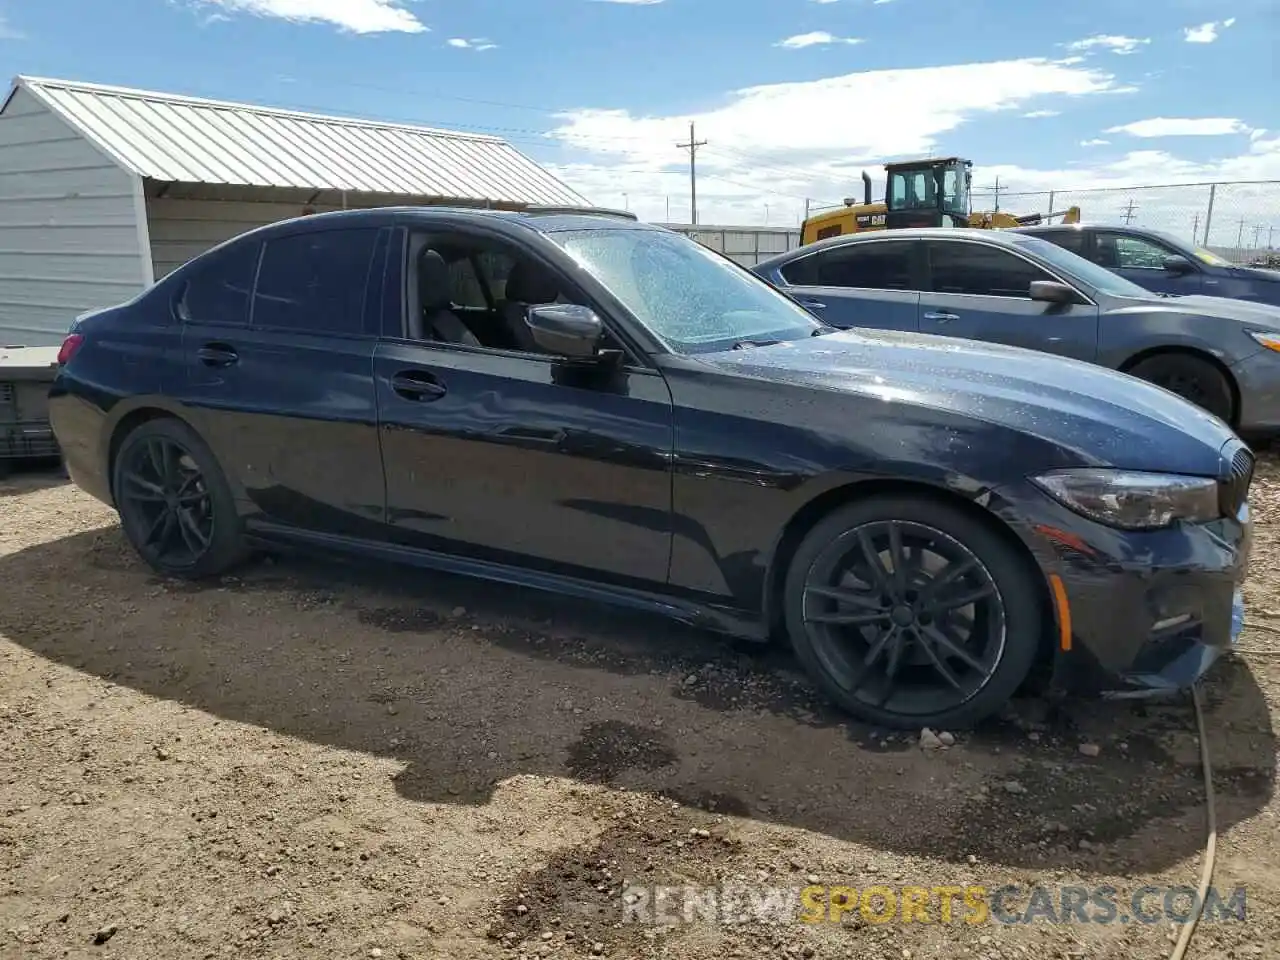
<box><xmin>208</xmin><ymin>206</ymin><xmax>657</xmax><ymax>246</ymax></box>
<box><xmin>756</xmin><ymin>226</ymin><xmax>1032</xmax><ymax>268</ymax></box>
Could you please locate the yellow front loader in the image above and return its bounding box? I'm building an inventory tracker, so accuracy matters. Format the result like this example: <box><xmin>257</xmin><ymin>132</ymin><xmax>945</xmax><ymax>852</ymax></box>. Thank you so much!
<box><xmin>799</xmin><ymin>157</ymin><xmax>1080</xmax><ymax>246</ymax></box>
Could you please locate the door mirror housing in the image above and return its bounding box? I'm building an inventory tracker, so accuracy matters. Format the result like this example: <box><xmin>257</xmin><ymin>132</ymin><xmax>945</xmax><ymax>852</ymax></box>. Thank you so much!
<box><xmin>1029</xmin><ymin>280</ymin><xmax>1086</xmax><ymax>305</ymax></box>
<box><xmin>527</xmin><ymin>303</ymin><xmax>605</xmax><ymax>359</ymax></box>
<box><xmin>1163</xmin><ymin>254</ymin><xmax>1195</xmax><ymax>275</ymax></box>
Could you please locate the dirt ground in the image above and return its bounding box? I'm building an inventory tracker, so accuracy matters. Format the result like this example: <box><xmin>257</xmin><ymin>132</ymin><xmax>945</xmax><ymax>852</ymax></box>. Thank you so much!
<box><xmin>2</xmin><ymin>460</ymin><xmax>1279</xmax><ymax>960</ymax></box>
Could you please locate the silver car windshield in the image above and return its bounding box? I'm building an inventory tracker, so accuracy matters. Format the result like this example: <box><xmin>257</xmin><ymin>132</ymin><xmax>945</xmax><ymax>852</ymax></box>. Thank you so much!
<box><xmin>1008</xmin><ymin>234</ymin><xmax>1154</xmax><ymax>299</ymax></box>
<box><xmin>550</xmin><ymin>227</ymin><xmax>823</xmax><ymax>354</ymax></box>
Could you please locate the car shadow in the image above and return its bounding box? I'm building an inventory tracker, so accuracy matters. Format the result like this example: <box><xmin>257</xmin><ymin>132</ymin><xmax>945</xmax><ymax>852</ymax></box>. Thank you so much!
<box><xmin>1</xmin><ymin>526</ymin><xmax>1273</xmax><ymax>873</ymax></box>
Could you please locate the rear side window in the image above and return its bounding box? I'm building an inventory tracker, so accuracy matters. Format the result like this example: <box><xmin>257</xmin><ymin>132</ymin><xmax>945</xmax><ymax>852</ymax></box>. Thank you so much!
<box><xmin>253</xmin><ymin>228</ymin><xmax>380</xmax><ymax>335</ymax></box>
<box><xmin>1036</xmin><ymin>230</ymin><xmax>1086</xmax><ymax>255</ymax></box>
<box><xmin>814</xmin><ymin>242</ymin><xmax>915</xmax><ymax>289</ymax></box>
<box><xmin>927</xmin><ymin>241</ymin><xmax>1052</xmax><ymax>298</ymax></box>
<box><xmin>178</xmin><ymin>241</ymin><xmax>260</xmax><ymax>325</ymax></box>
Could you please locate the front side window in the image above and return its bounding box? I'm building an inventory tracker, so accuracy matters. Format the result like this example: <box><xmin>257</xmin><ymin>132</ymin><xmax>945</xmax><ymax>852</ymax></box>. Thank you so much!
<box><xmin>887</xmin><ymin>170</ymin><xmax>934</xmax><ymax>211</ymax></box>
<box><xmin>927</xmin><ymin>241</ymin><xmax>1053</xmax><ymax>298</ymax></box>
<box><xmin>1097</xmin><ymin>232</ymin><xmax>1175</xmax><ymax>270</ymax></box>
<box><xmin>253</xmin><ymin>228</ymin><xmax>380</xmax><ymax>334</ymax></box>
<box><xmin>178</xmin><ymin>241</ymin><xmax>260</xmax><ymax>325</ymax></box>
<box><xmin>552</xmin><ymin>227</ymin><xmax>823</xmax><ymax>354</ymax></box>
<box><xmin>814</xmin><ymin>242</ymin><xmax>914</xmax><ymax>290</ymax></box>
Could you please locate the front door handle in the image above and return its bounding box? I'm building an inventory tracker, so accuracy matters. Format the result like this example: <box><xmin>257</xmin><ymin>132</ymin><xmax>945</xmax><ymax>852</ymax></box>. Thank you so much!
<box><xmin>799</xmin><ymin>298</ymin><xmax>828</xmax><ymax>310</ymax></box>
<box><xmin>197</xmin><ymin>343</ymin><xmax>239</xmax><ymax>367</ymax></box>
<box><xmin>390</xmin><ymin>371</ymin><xmax>447</xmax><ymax>401</ymax></box>
<box><xmin>923</xmin><ymin>312</ymin><xmax>960</xmax><ymax>323</ymax></box>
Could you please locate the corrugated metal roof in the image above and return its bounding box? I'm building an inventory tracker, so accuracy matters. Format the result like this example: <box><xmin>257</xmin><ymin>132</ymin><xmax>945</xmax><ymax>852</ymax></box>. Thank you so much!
<box><xmin>8</xmin><ymin>75</ymin><xmax>586</xmax><ymax>206</ymax></box>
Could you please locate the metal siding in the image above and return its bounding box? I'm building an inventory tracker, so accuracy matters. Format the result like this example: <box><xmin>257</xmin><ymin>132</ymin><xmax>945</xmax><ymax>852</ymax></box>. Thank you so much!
<box><xmin>0</xmin><ymin>88</ymin><xmax>146</xmax><ymax>346</ymax></box>
<box><xmin>19</xmin><ymin>76</ymin><xmax>586</xmax><ymax>206</ymax></box>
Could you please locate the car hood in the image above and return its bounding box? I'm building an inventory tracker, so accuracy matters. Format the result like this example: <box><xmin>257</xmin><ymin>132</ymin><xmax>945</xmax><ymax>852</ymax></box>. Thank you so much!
<box><xmin>697</xmin><ymin>329</ymin><xmax>1235</xmax><ymax>474</ymax></box>
<box><xmin>1126</xmin><ymin>293</ymin><xmax>1280</xmax><ymax>328</ymax></box>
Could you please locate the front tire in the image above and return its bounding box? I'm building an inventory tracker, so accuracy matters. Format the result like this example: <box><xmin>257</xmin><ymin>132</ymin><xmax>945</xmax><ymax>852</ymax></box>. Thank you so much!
<box><xmin>111</xmin><ymin>417</ymin><xmax>247</xmax><ymax>579</ymax></box>
<box><xmin>783</xmin><ymin>495</ymin><xmax>1043</xmax><ymax>730</ymax></box>
<box><xmin>1127</xmin><ymin>353</ymin><xmax>1234</xmax><ymax>424</ymax></box>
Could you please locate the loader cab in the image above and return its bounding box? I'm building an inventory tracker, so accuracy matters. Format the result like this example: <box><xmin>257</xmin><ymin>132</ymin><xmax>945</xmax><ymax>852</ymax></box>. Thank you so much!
<box><xmin>884</xmin><ymin>157</ymin><xmax>972</xmax><ymax>229</ymax></box>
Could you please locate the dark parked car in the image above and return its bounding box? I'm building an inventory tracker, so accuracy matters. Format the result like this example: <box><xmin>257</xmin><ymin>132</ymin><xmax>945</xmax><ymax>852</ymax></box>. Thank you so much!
<box><xmin>49</xmin><ymin>208</ymin><xmax>1253</xmax><ymax>729</ymax></box>
<box><xmin>1015</xmin><ymin>223</ymin><xmax>1280</xmax><ymax>306</ymax></box>
<box><xmin>753</xmin><ymin>228</ymin><xmax>1280</xmax><ymax>429</ymax></box>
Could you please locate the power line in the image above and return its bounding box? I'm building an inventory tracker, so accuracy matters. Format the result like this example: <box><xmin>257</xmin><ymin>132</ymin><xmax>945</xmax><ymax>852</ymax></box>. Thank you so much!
<box><xmin>677</xmin><ymin>121</ymin><xmax>708</xmax><ymax>226</ymax></box>
<box><xmin>1121</xmin><ymin>198</ymin><xmax>1138</xmax><ymax>224</ymax></box>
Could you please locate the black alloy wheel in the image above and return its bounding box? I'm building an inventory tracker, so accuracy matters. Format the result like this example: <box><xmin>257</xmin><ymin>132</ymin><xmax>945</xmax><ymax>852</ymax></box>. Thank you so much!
<box><xmin>113</xmin><ymin>418</ymin><xmax>247</xmax><ymax>578</ymax></box>
<box><xmin>784</xmin><ymin>496</ymin><xmax>1041</xmax><ymax>729</ymax></box>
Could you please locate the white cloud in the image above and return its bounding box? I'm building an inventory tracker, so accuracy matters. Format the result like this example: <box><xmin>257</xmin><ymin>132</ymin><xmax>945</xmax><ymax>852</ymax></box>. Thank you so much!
<box><xmin>1066</xmin><ymin>34</ymin><xmax>1151</xmax><ymax>55</ymax></box>
<box><xmin>1184</xmin><ymin>18</ymin><xmax>1236</xmax><ymax>43</ymax></box>
<box><xmin>0</xmin><ymin>14</ymin><xmax>23</xmax><ymax>39</ymax></box>
<box><xmin>777</xmin><ymin>32</ymin><xmax>863</xmax><ymax>49</ymax></box>
<box><xmin>197</xmin><ymin>0</ymin><xmax>426</xmax><ymax>33</ymax></box>
<box><xmin>448</xmin><ymin>37</ymin><xmax>497</xmax><ymax>51</ymax></box>
<box><xmin>1106</xmin><ymin>117</ymin><xmax>1251</xmax><ymax>137</ymax></box>
<box><xmin>1080</xmin><ymin>138</ymin><xmax>1110</xmax><ymax>146</ymax></box>
<box><xmin>1023</xmin><ymin>109</ymin><xmax>1061</xmax><ymax>118</ymax></box>
<box><xmin>544</xmin><ymin>58</ymin><xmax>1125</xmax><ymax>224</ymax></box>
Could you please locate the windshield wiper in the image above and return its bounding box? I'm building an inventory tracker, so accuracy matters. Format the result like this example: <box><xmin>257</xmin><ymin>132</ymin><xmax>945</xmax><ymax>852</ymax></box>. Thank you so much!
<box><xmin>731</xmin><ymin>338</ymin><xmax>783</xmax><ymax>350</ymax></box>
<box><xmin>811</xmin><ymin>325</ymin><xmax>837</xmax><ymax>336</ymax></box>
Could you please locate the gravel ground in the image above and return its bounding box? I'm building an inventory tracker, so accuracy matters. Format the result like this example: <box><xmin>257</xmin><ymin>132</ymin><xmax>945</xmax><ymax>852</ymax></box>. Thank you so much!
<box><xmin>2</xmin><ymin>461</ymin><xmax>1279</xmax><ymax>959</ymax></box>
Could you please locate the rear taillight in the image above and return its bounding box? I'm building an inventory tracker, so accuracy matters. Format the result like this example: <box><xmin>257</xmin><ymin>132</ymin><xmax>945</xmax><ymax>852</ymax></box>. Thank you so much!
<box><xmin>57</xmin><ymin>333</ymin><xmax>84</xmax><ymax>365</ymax></box>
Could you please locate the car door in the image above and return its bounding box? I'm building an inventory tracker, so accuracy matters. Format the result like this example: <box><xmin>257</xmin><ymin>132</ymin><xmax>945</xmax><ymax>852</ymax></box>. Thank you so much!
<box><xmin>919</xmin><ymin>238</ymin><xmax>1100</xmax><ymax>362</ymax></box>
<box><xmin>1093</xmin><ymin>230</ymin><xmax>1204</xmax><ymax>296</ymax></box>
<box><xmin>770</xmin><ymin>240</ymin><xmax>921</xmax><ymax>332</ymax></box>
<box><xmin>373</xmin><ymin>226</ymin><xmax>675</xmax><ymax>586</ymax></box>
<box><xmin>178</xmin><ymin>226</ymin><xmax>388</xmax><ymax>538</ymax></box>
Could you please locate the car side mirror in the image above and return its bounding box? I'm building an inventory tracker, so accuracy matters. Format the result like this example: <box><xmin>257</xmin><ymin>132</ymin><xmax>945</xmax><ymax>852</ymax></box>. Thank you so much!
<box><xmin>527</xmin><ymin>303</ymin><xmax>605</xmax><ymax>359</ymax></box>
<box><xmin>1163</xmin><ymin>255</ymin><xmax>1194</xmax><ymax>275</ymax></box>
<box><xmin>1029</xmin><ymin>280</ymin><xmax>1085</xmax><ymax>305</ymax></box>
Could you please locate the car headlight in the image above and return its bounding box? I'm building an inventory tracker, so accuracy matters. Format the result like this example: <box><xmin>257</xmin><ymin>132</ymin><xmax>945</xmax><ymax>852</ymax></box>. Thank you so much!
<box><xmin>1249</xmin><ymin>331</ymin><xmax>1280</xmax><ymax>353</ymax></box>
<box><xmin>1030</xmin><ymin>469</ymin><xmax>1219</xmax><ymax>530</ymax></box>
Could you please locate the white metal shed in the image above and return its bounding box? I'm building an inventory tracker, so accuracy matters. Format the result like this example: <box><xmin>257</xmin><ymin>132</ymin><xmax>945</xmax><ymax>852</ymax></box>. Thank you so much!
<box><xmin>0</xmin><ymin>75</ymin><xmax>587</xmax><ymax>346</ymax></box>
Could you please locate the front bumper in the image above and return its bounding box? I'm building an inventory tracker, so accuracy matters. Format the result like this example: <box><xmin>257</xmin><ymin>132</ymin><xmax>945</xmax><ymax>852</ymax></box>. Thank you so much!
<box><xmin>996</xmin><ymin>476</ymin><xmax>1252</xmax><ymax>699</ymax></box>
<box><xmin>1230</xmin><ymin>347</ymin><xmax>1280</xmax><ymax>433</ymax></box>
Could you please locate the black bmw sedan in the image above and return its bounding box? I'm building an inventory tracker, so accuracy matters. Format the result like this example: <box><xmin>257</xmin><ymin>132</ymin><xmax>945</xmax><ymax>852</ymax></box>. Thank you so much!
<box><xmin>48</xmin><ymin>207</ymin><xmax>1254</xmax><ymax>729</ymax></box>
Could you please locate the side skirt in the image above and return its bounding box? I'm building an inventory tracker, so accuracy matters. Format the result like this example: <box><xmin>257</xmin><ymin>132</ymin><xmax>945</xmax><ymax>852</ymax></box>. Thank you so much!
<box><xmin>245</xmin><ymin>522</ymin><xmax>768</xmax><ymax>642</ymax></box>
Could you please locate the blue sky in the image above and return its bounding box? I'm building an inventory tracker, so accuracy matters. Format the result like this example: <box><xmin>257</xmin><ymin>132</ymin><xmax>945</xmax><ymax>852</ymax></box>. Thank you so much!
<box><xmin>1</xmin><ymin>0</ymin><xmax>1277</xmax><ymax>231</ymax></box>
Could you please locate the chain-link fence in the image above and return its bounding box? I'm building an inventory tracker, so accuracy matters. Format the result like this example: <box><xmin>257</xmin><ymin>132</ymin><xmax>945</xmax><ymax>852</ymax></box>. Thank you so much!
<box><xmin>970</xmin><ymin>180</ymin><xmax>1280</xmax><ymax>265</ymax></box>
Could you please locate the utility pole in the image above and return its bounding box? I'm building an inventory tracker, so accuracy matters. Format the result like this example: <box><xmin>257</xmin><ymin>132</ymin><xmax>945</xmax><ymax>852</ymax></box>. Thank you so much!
<box><xmin>1192</xmin><ymin>212</ymin><xmax>1201</xmax><ymax>244</ymax></box>
<box><xmin>987</xmin><ymin>176</ymin><xmax>1002</xmax><ymax>213</ymax></box>
<box><xmin>1121</xmin><ymin>198</ymin><xmax>1138</xmax><ymax>225</ymax></box>
<box><xmin>1237</xmin><ymin>216</ymin><xmax>1246</xmax><ymax>252</ymax></box>
<box><xmin>676</xmin><ymin>121</ymin><xmax>708</xmax><ymax>226</ymax></box>
<box><xmin>1252</xmin><ymin>224</ymin><xmax>1263</xmax><ymax>249</ymax></box>
<box><xmin>804</xmin><ymin>198</ymin><xmax>811</xmax><ymax>222</ymax></box>
<box><xmin>764</xmin><ymin>203</ymin><xmax>770</xmax><ymax>224</ymax></box>
<box><xmin>1270</xmin><ymin>225</ymin><xmax>1275</xmax><ymax>250</ymax></box>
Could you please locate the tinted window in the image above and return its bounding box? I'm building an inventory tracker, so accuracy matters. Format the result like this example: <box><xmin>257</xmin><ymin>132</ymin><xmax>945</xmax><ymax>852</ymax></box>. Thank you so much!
<box><xmin>1036</xmin><ymin>230</ymin><xmax>1086</xmax><ymax>255</ymax></box>
<box><xmin>179</xmin><ymin>241</ymin><xmax>260</xmax><ymax>325</ymax></box>
<box><xmin>815</xmin><ymin>242</ymin><xmax>914</xmax><ymax>289</ymax></box>
<box><xmin>1096</xmin><ymin>232</ymin><xmax>1175</xmax><ymax>270</ymax></box>
<box><xmin>927</xmin><ymin>241</ymin><xmax>1052</xmax><ymax>298</ymax></box>
<box><xmin>778</xmin><ymin>254</ymin><xmax>820</xmax><ymax>285</ymax></box>
<box><xmin>253</xmin><ymin>228</ymin><xmax>380</xmax><ymax>334</ymax></box>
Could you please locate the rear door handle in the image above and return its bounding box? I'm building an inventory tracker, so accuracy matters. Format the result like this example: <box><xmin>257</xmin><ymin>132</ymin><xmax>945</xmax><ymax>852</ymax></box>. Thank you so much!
<box><xmin>923</xmin><ymin>312</ymin><xmax>960</xmax><ymax>323</ymax></box>
<box><xmin>390</xmin><ymin>371</ymin><xmax>447</xmax><ymax>401</ymax></box>
<box><xmin>197</xmin><ymin>343</ymin><xmax>239</xmax><ymax>367</ymax></box>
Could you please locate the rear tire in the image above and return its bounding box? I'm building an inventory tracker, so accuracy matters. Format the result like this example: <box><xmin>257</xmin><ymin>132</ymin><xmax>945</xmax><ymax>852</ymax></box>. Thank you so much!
<box><xmin>1127</xmin><ymin>353</ymin><xmax>1234</xmax><ymax>424</ymax></box>
<box><xmin>112</xmin><ymin>417</ymin><xmax>248</xmax><ymax>579</ymax></box>
<box><xmin>783</xmin><ymin>495</ymin><xmax>1043</xmax><ymax>730</ymax></box>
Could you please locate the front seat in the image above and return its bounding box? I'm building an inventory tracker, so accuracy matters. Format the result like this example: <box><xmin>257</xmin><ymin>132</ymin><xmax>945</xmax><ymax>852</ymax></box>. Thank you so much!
<box><xmin>418</xmin><ymin>249</ymin><xmax>480</xmax><ymax>347</ymax></box>
<box><xmin>499</xmin><ymin>260</ymin><xmax>562</xmax><ymax>352</ymax></box>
